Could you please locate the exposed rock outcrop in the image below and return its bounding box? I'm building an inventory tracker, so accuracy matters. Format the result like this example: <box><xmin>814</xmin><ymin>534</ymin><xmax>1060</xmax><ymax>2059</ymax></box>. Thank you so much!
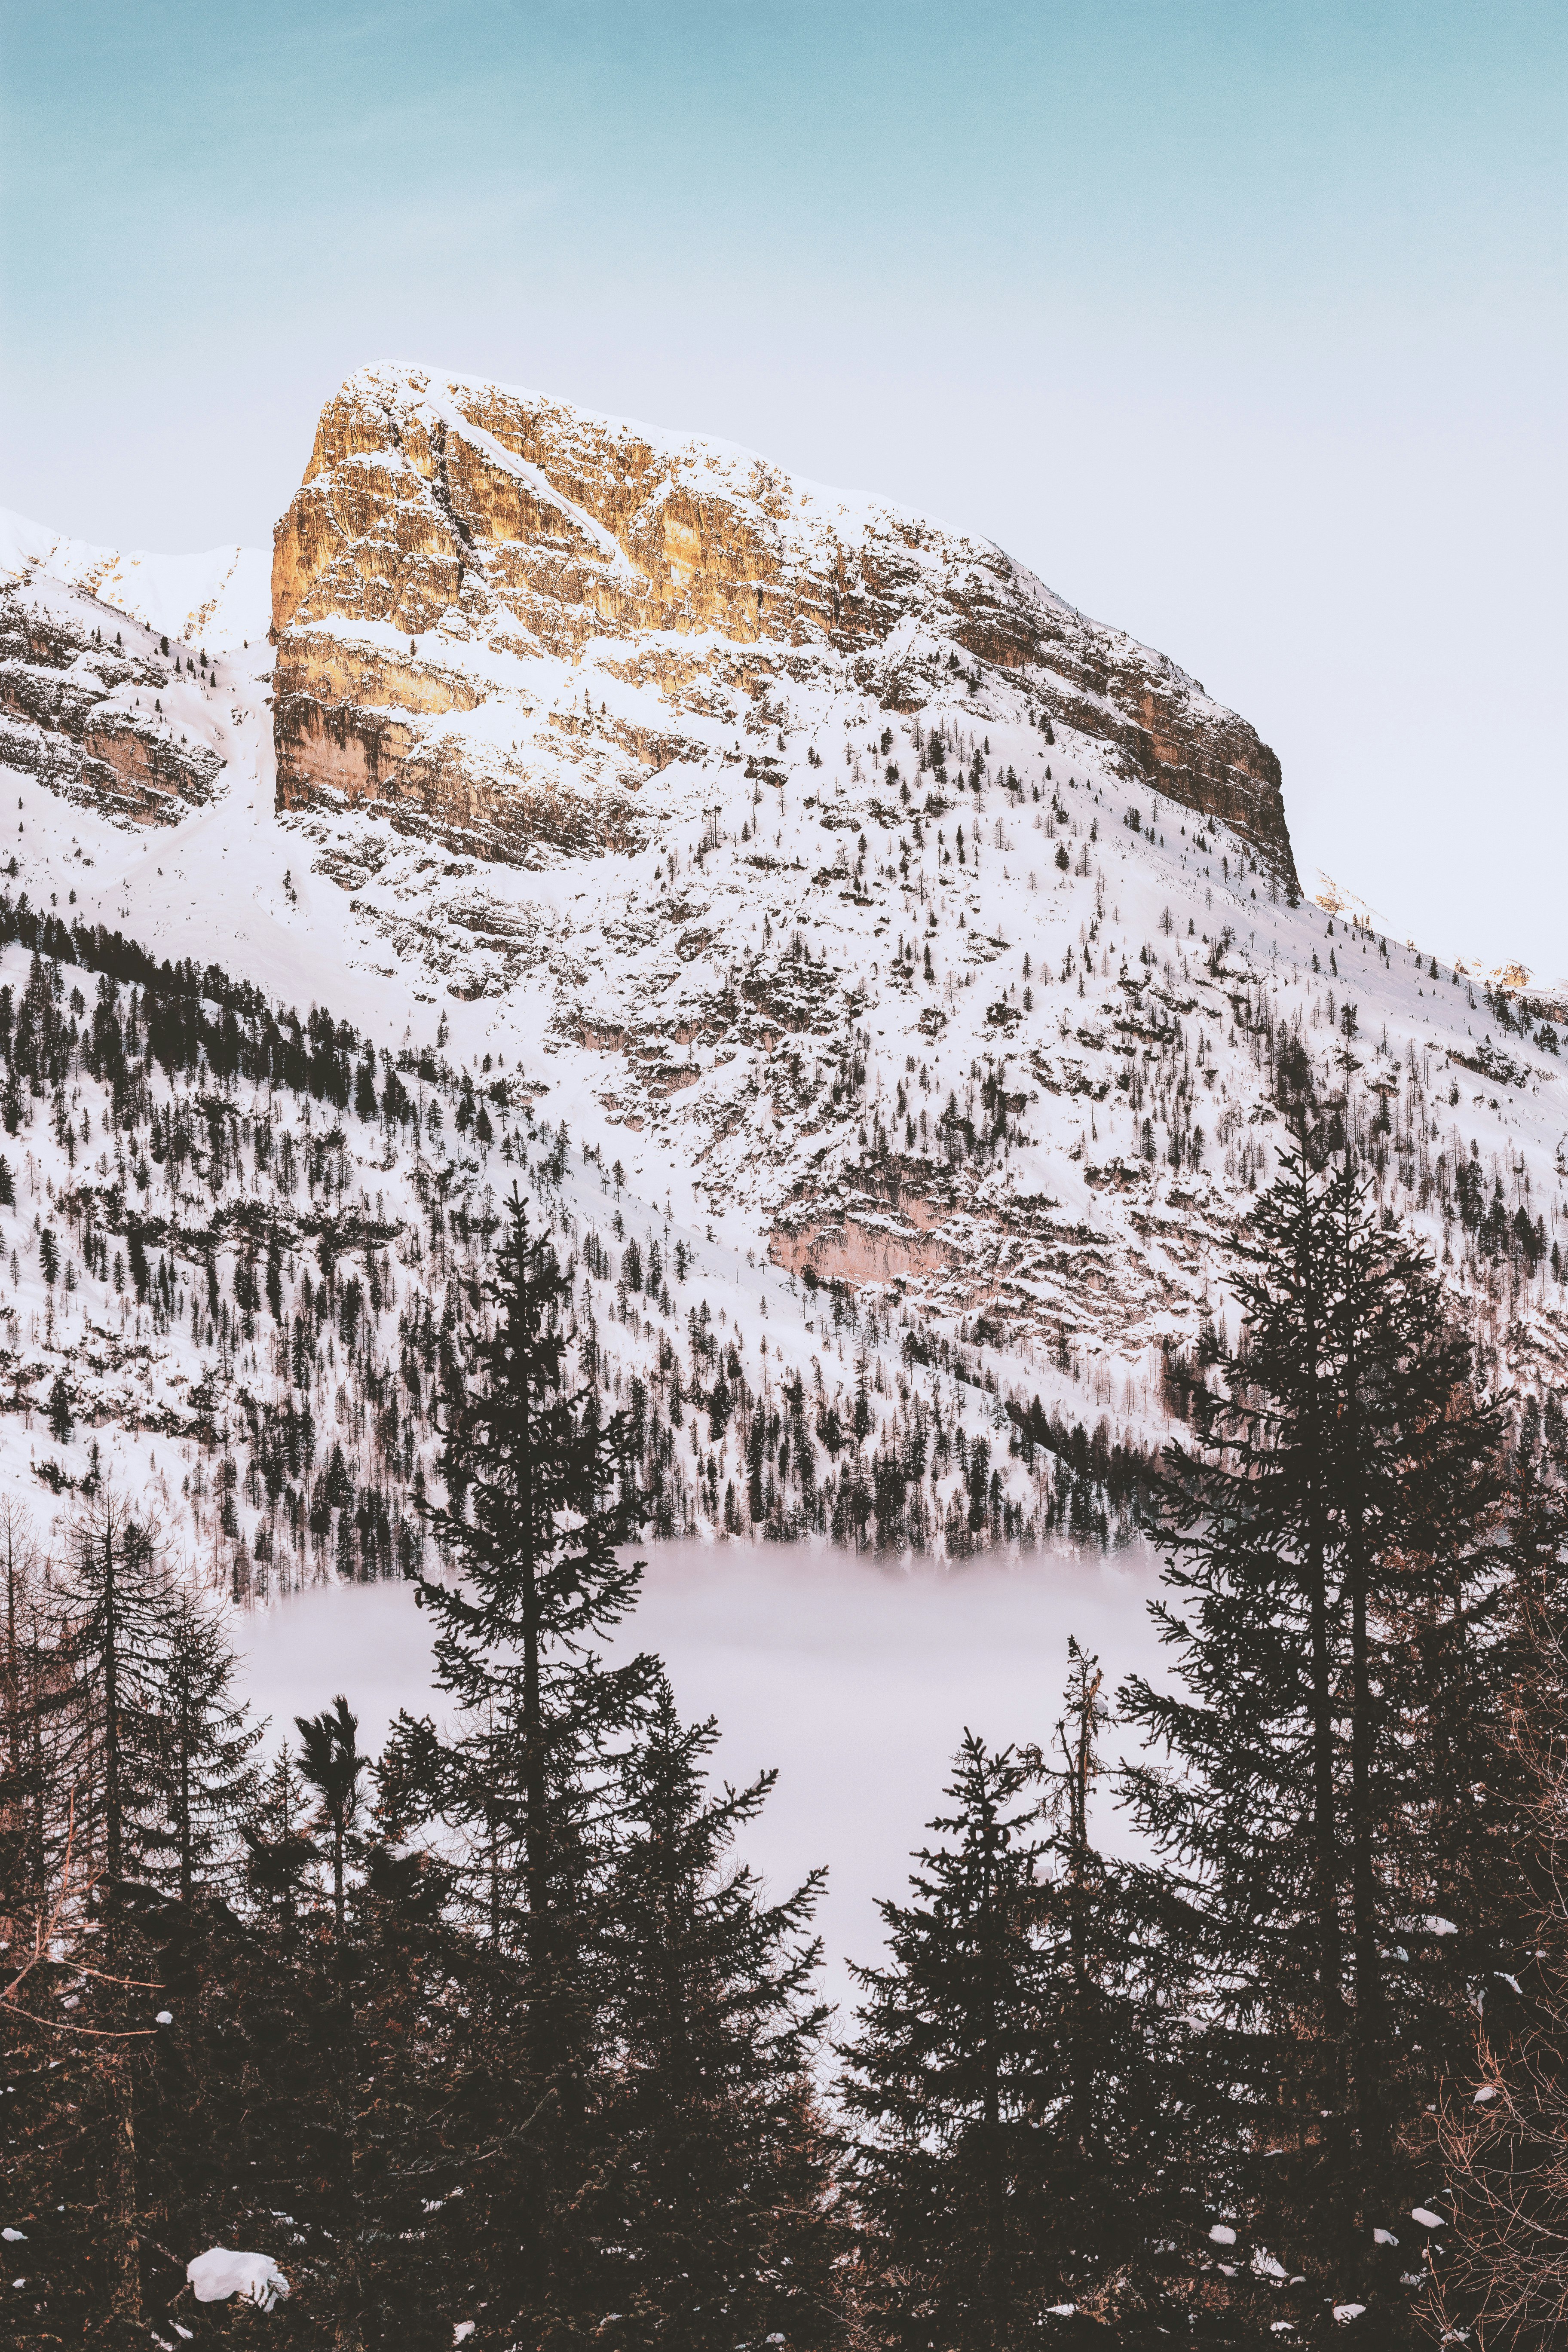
<box><xmin>272</xmin><ymin>364</ymin><xmax>1299</xmax><ymax>887</ymax></box>
<box><xmin>0</xmin><ymin>576</ymin><xmax>225</xmax><ymax>825</ymax></box>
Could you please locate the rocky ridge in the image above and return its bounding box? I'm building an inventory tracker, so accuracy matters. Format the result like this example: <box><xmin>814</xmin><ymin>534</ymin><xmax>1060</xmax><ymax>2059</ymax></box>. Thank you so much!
<box><xmin>0</xmin><ymin>565</ymin><xmax>230</xmax><ymax>826</ymax></box>
<box><xmin>270</xmin><ymin>364</ymin><xmax>1298</xmax><ymax>884</ymax></box>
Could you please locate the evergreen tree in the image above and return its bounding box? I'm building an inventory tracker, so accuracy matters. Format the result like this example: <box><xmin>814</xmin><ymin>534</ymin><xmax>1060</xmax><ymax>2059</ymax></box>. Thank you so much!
<box><xmin>60</xmin><ymin>1495</ymin><xmax>172</xmax><ymax>1896</ymax></box>
<box><xmin>385</xmin><ymin>1188</ymin><xmax>653</xmax><ymax>2339</ymax></box>
<box><xmin>1120</xmin><ymin>1142</ymin><xmax>1505</xmax><ymax>2331</ymax></box>
<box><xmin>10</xmin><ymin>1499</ymin><xmax>175</xmax><ymax>2346</ymax></box>
<box><xmin>0</xmin><ymin>1499</ymin><xmax>55</xmax><ymax>1948</ymax></box>
<box><xmin>1028</xmin><ymin>1641</ymin><xmax>1201</xmax><ymax>2324</ymax></box>
<box><xmin>337</xmin><ymin>1837</ymin><xmax>470</xmax><ymax>2352</ymax></box>
<box><xmin>241</xmin><ymin>1740</ymin><xmax>320</xmax><ymax>1929</ymax></box>
<box><xmin>297</xmin><ymin>1693</ymin><xmax>368</xmax><ymax>1936</ymax></box>
<box><xmin>841</xmin><ymin>1733</ymin><xmax>1059</xmax><ymax>2349</ymax></box>
<box><xmin>1434</xmin><ymin>1478</ymin><xmax>1568</xmax><ymax>2346</ymax></box>
<box><xmin>294</xmin><ymin>1698</ymin><xmax>372</xmax><ymax>2346</ymax></box>
<box><xmin>587</xmin><ymin>1678</ymin><xmax>845</xmax><ymax>2347</ymax></box>
<box><xmin>144</xmin><ymin>1585</ymin><xmax>261</xmax><ymax>1903</ymax></box>
<box><xmin>63</xmin><ymin>1503</ymin><xmax>169</xmax><ymax>2342</ymax></box>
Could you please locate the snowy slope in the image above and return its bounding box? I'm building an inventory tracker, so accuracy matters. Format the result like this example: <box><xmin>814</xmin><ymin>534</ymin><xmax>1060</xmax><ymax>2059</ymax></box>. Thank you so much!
<box><xmin>0</xmin><ymin>419</ymin><xmax>1564</xmax><ymax>1607</ymax></box>
<box><xmin>0</xmin><ymin>505</ymin><xmax>270</xmax><ymax>652</ymax></box>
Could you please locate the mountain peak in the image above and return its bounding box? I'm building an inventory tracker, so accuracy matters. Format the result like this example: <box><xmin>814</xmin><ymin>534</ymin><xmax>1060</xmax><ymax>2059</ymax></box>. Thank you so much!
<box><xmin>271</xmin><ymin>364</ymin><xmax>1298</xmax><ymax>887</ymax></box>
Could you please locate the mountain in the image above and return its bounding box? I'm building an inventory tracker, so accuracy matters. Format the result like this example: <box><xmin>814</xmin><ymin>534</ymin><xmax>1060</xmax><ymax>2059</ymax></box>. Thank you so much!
<box><xmin>0</xmin><ymin>510</ymin><xmax>266</xmax><ymax>824</ymax></box>
<box><xmin>0</xmin><ymin>367</ymin><xmax>1562</xmax><ymax>1587</ymax></box>
<box><xmin>270</xmin><ymin>363</ymin><xmax>1297</xmax><ymax>884</ymax></box>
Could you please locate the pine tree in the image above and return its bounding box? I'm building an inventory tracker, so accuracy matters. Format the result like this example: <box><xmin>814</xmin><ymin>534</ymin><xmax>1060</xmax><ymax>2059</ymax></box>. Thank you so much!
<box><xmin>841</xmin><ymin>1732</ymin><xmax>1059</xmax><ymax>2349</ymax></box>
<box><xmin>144</xmin><ymin>1586</ymin><xmax>261</xmax><ymax>1904</ymax></box>
<box><xmin>297</xmin><ymin>1693</ymin><xmax>368</xmax><ymax>1937</ymax></box>
<box><xmin>0</xmin><ymin>1498</ymin><xmax>55</xmax><ymax>1944</ymax></box>
<box><xmin>1028</xmin><ymin>1641</ymin><xmax>1201</xmax><ymax>2323</ymax></box>
<box><xmin>60</xmin><ymin>1495</ymin><xmax>172</xmax><ymax>1896</ymax></box>
<box><xmin>1120</xmin><ymin>1142</ymin><xmax>1506</xmax><ymax>2330</ymax></box>
<box><xmin>22</xmin><ymin>1498</ymin><xmax>175</xmax><ymax>2345</ymax></box>
<box><xmin>385</xmin><ymin>1188</ymin><xmax>653</xmax><ymax>2338</ymax></box>
<box><xmin>241</xmin><ymin>1740</ymin><xmax>319</xmax><ymax>1928</ymax></box>
<box><xmin>289</xmin><ymin>1695</ymin><xmax>384</xmax><ymax>2349</ymax></box>
<box><xmin>339</xmin><ymin>1838</ymin><xmax>470</xmax><ymax>2352</ymax></box>
<box><xmin>586</xmin><ymin>1678</ymin><xmax>845</xmax><ymax>2347</ymax></box>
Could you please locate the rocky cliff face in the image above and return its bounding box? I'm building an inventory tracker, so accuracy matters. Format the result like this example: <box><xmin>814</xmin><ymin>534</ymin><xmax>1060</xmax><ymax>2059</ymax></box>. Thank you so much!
<box><xmin>272</xmin><ymin>364</ymin><xmax>1298</xmax><ymax>888</ymax></box>
<box><xmin>0</xmin><ymin>571</ymin><xmax>226</xmax><ymax>825</ymax></box>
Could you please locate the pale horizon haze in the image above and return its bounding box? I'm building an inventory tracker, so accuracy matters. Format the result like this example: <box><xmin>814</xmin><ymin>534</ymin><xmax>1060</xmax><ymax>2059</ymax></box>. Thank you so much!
<box><xmin>2</xmin><ymin>1</ymin><xmax>1562</xmax><ymax>976</ymax></box>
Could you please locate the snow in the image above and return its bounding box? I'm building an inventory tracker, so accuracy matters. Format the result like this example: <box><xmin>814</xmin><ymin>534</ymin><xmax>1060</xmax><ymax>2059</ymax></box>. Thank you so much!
<box><xmin>9</xmin><ymin>537</ymin><xmax>1562</xmax><ymax>1458</ymax></box>
<box><xmin>1332</xmin><ymin>2309</ymin><xmax>1366</xmax><ymax>2325</ymax></box>
<box><xmin>185</xmin><ymin>2248</ymin><xmax>291</xmax><ymax>2309</ymax></box>
<box><xmin>4</xmin><ymin>394</ymin><xmax>1566</xmax><ymax>2021</ymax></box>
<box><xmin>1373</xmin><ymin>2227</ymin><xmax>1399</xmax><ymax>2244</ymax></box>
<box><xmin>1208</xmin><ymin>2223</ymin><xmax>1237</xmax><ymax>2245</ymax></box>
<box><xmin>0</xmin><ymin>506</ymin><xmax>270</xmax><ymax>652</ymax></box>
<box><xmin>1412</xmin><ymin>2207</ymin><xmax>1446</xmax><ymax>2229</ymax></box>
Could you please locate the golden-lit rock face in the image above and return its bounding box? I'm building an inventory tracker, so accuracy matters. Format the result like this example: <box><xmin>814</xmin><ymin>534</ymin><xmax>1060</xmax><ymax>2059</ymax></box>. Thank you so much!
<box><xmin>272</xmin><ymin>362</ymin><xmax>1298</xmax><ymax>881</ymax></box>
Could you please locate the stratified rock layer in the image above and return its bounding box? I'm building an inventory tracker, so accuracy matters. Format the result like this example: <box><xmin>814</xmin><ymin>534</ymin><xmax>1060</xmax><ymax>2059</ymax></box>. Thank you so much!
<box><xmin>272</xmin><ymin>364</ymin><xmax>1299</xmax><ymax>885</ymax></box>
<box><xmin>0</xmin><ymin>577</ymin><xmax>224</xmax><ymax>825</ymax></box>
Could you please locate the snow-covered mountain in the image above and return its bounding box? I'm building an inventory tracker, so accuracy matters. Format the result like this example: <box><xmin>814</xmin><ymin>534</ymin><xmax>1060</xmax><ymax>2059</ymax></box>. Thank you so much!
<box><xmin>0</xmin><ymin>366</ymin><xmax>1563</xmax><ymax>1586</ymax></box>
<box><xmin>270</xmin><ymin>363</ymin><xmax>1297</xmax><ymax>882</ymax></box>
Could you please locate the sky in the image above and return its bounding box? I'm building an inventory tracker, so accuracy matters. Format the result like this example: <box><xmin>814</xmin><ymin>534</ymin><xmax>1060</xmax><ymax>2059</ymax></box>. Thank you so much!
<box><xmin>2</xmin><ymin>0</ymin><xmax>1562</xmax><ymax>975</ymax></box>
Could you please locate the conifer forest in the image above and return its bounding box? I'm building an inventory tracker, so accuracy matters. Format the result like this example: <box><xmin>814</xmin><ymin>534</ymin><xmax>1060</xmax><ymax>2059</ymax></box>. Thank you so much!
<box><xmin>1</xmin><ymin>886</ymin><xmax>1565</xmax><ymax>2349</ymax></box>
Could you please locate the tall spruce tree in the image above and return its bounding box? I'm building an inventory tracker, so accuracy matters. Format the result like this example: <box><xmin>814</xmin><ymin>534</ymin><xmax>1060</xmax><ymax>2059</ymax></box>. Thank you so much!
<box><xmin>297</xmin><ymin>1694</ymin><xmax>368</xmax><ymax>1938</ymax></box>
<box><xmin>1029</xmin><ymin>1641</ymin><xmax>1201</xmax><ymax>2324</ymax></box>
<box><xmin>58</xmin><ymin>1497</ymin><xmax>174</xmax><ymax>2343</ymax></box>
<box><xmin>840</xmin><ymin>1732</ymin><xmax>1059</xmax><ymax>2349</ymax></box>
<box><xmin>337</xmin><ymin>1837</ymin><xmax>470</xmax><ymax>2352</ymax></box>
<box><xmin>61</xmin><ymin>1497</ymin><xmax>172</xmax><ymax>1899</ymax></box>
<box><xmin>1120</xmin><ymin>1141</ymin><xmax>1505</xmax><ymax>2332</ymax></box>
<box><xmin>0</xmin><ymin>1499</ymin><xmax>57</xmax><ymax>1953</ymax></box>
<box><xmin>586</xmin><ymin>1677</ymin><xmax>845</xmax><ymax>2348</ymax></box>
<box><xmin>241</xmin><ymin>1740</ymin><xmax>320</xmax><ymax>1929</ymax></box>
<box><xmin>294</xmin><ymin>1696</ymin><xmax>374</xmax><ymax>2348</ymax></box>
<box><xmin>385</xmin><ymin>1188</ymin><xmax>654</xmax><ymax>2340</ymax></box>
<box><xmin>144</xmin><ymin>1585</ymin><xmax>262</xmax><ymax>1904</ymax></box>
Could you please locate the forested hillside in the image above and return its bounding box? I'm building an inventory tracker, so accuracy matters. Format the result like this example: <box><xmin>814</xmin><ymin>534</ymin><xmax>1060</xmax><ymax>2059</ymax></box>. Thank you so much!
<box><xmin>5</xmin><ymin>1142</ymin><xmax>1568</xmax><ymax>2347</ymax></box>
<box><xmin>0</xmin><ymin>863</ymin><xmax>1562</xmax><ymax>1598</ymax></box>
<box><xmin>0</xmin><ymin>891</ymin><xmax>1173</xmax><ymax>1591</ymax></box>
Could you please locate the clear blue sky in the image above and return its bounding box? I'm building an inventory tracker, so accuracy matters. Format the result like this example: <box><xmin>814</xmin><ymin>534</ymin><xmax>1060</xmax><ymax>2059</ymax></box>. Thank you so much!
<box><xmin>2</xmin><ymin>2</ymin><xmax>1562</xmax><ymax>973</ymax></box>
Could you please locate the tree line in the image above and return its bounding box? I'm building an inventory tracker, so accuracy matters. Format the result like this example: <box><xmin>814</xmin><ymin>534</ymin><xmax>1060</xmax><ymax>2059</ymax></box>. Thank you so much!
<box><xmin>4</xmin><ymin>1145</ymin><xmax>1566</xmax><ymax>2347</ymax></box>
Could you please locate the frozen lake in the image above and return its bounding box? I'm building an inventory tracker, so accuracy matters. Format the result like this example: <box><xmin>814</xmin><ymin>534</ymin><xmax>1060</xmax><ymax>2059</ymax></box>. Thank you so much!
<box><xmin>236</xmin><ymin>1537</ymin><xmax>1169</xmax><ymax>2021</ymax></box>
